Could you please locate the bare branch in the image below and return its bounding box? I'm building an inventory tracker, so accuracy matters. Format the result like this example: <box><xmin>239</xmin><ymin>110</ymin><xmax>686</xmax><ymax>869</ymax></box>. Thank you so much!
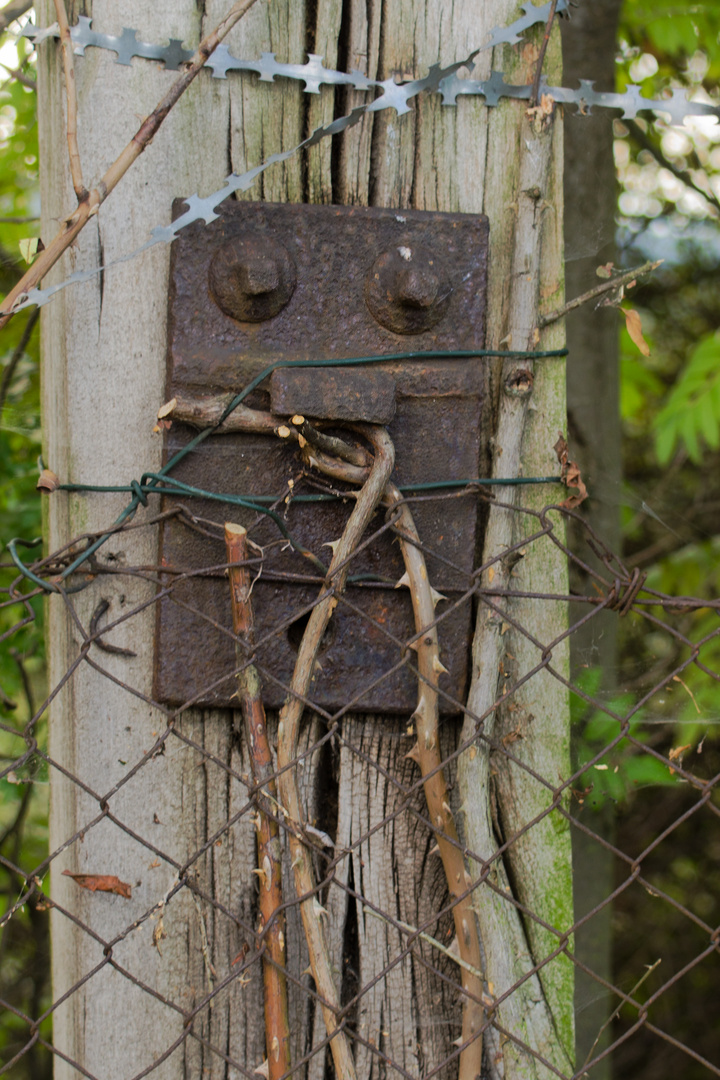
<box><xmin>276</xmin><ymin>426</ymin><xmax>394</xmax><ymax>1080</ymax></box>
<box><xmin>530</xmin><ymin>0</ymin><xmax>557</xmax><ymax>107</ymax></box>
<box><xmin>0</xmin><ymin>0</ymin><xmax>33</xmax><ymax>36</ymax></box>
<box><xmin>539</xmin><ymin>259</ymin><xmax>663</xmax><ymax>328</ymax></box>
<box><xmin>164</xmin><ymin>393</ymin><xmax>280</xmax><ymax>434</ymax></box>
<box><xmin>53</xmin><ymin>0</ymin><xmax>86</xmax><ymax>202</ymax></box>
<box><xmin>225</xmin><ymin>523</ymin><xmax>291</xmax><ymax>1080</ymax></box>
<box><xmin>385</xmin><ymin>482</ymin><xmax>486</xmax><ymax>1080</ymax></box>
<box><xmin>0</xmin><ymin>59</ymin><xmax>35</xmax><ymax>88</ymax></box>
<box><xmin>625</xmin><ymin>117</ymin><xmax>720</xmax><ymax>217</ymax></box>
<box><xmin>0</xmin><ymin>0</ymin><xmax>263</xmax><ymax>328</ymax></box>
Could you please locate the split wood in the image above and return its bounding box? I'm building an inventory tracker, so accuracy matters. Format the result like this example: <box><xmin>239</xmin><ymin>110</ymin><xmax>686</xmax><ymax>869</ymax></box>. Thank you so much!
<box><xmin>225</xmin><ymin>522</ymin><xmax>290</xmax><ymax>1080</ymax></box>
<box><xmin>0</xmin><ymin>0</ymin><xmax>262</xmax><ymax>328</ymax></box>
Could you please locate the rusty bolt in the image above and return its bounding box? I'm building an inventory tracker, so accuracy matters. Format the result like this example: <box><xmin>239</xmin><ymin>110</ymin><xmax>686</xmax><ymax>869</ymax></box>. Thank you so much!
<box><xmin>365</xmin><ymin>244</ymin><xmax>451</xmax><ymax>335</ymax></box>
<box><xmin>209</xmin><ymin>233</ymin><xmax>296</xmax><ymax>323</ymax></box>
<box><xmin>396</xmin><ymin>266</ymin><xmax>439</xmax><ymax>309</ymax></box>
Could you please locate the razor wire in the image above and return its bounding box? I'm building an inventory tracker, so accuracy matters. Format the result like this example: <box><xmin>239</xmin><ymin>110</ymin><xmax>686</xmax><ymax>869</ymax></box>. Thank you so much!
<box><xmin>7</xmin><ymin>1</ymin><xmax>720</xmax><ymax>319</ymax></box>
<box><xmin>20</xmin><ymin>3</ymin><xmax>720</xmax><ymax>126</ymax></box>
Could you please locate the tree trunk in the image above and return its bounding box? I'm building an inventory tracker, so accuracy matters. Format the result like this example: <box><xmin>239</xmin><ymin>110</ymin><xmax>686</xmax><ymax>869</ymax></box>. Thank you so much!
<box><xmin>38</xmin><ymin>2</ymin><xmax>572</xmax><ymax>1077</ymax></box>
<box><xmin>562</xmin><ymin>7</ymin><xmax>623</xmax><ymax>1074</ymax></box>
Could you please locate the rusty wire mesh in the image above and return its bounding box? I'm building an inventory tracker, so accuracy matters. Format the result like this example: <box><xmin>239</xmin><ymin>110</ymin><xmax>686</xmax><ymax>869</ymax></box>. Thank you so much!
<box><xmin>1</xmin><ymin>477</ymin><xmax>719</xmax><ymax>1080</ymax></box>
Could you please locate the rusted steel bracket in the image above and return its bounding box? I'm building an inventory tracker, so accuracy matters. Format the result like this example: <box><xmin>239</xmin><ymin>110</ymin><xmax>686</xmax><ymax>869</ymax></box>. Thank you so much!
<box><xmin>154</xmin><ymin>201</ymin><xmax>490</xmax><ymax>714</ymax></box>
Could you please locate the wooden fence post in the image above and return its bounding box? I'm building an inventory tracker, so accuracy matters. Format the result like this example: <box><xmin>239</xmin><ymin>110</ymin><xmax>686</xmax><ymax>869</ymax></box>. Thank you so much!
<box><xmin>38</xmin><ymin>1</ymin><xmax>572</xmax><ymax>1076</ymax></box>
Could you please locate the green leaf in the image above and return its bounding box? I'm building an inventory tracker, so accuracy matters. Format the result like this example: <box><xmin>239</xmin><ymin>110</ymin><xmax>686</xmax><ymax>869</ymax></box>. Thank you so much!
<box><xmin>654</xmin><ymin>333</ymin><xmax>720</xmax><ymax>464</ymax></box>
<box><xmin>655</xmin><ymin>420</ymin><xmax>678</xmax><ymax>466</ymax></box>
<box><xmin>697</xmin><ymin>391</ymin><xmax>720</xmax><ymax>449</ymax></box>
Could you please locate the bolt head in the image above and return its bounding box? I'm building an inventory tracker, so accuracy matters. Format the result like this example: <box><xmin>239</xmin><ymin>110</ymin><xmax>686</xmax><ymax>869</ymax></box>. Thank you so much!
<box><xmin>209</xmin><ymin>234</ymin><xmax>296</xmax><ymax>322</ymax></box>
<box><xmin>396</xmin><ymin>266</ymin><xmax>440</xmax><ymax>309</ymax></box>
<box><xmin>365</xmin><ymin>244</ymin><xmax>451</xmax><ymax>334</ymax></box>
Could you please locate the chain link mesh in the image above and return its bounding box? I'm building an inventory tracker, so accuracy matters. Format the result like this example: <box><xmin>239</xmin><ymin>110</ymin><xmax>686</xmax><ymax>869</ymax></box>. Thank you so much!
<box><xmin>1</xmin><ymin>478</ymin><xmax>718</xmax><ymax>1080</ymax></box>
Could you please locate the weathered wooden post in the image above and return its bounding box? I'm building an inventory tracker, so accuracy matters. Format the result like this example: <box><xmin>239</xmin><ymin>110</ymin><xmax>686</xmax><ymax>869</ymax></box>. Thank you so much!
<box><xmin>38</xmin><ymin>1</ymin><xmax>572</xmax><ymax>1076</ymax></box>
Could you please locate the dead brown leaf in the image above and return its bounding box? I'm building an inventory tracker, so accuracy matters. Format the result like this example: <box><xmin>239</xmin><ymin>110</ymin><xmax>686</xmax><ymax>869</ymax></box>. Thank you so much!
<box><xmin>152</xmin><ymin>918</ymin><xmax>167</xmax><ymax>953</ymax></box>
<box><xmin>668</xmin><ymin>743</ymin><xmax>692</xmax><ymax>775</ymax></box>
<box><xmin>502</xmin><ymin>728</ymin><xmax>523</xmax><ymax>747</ymax></box>
<box><xmin>62</xmin><ymin>871</ymin><xmax>132</xmax><ymax>899</ymax></box>
<box><xmin>554</xmin><ymin>434</ymin><xmax>589</xmax><ymax>509</ymax></box>
<box><xmin>231</xmin><ymin>942</ymin><xmax>251</xmax><ymax>967</ymax></box>
<box><xmin>621</xmin><ymin>306</ymin><xmax>651</xmax><ymax>356</ymax></box>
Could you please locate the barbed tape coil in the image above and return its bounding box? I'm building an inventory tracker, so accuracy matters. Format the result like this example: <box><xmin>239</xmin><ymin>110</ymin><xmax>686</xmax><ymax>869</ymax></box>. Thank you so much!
<box><xmin>21</xmin><ymin>2</ymin><xmax>720</xmax><ymax>125</ymax></box>
<box><xmin>8</xmin><ymin>0</ymin><xmax>717</xmax><ymax>317</ymax></box>
<box><xmin>21</xmin><ymin>2</ymin><xmax>569</xmax><ymax>76</ymax></box>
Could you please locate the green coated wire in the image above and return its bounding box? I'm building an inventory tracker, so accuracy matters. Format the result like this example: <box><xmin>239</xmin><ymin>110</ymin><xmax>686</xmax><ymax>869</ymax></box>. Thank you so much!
<box><xmin>57</xmin><ymin>475</ymin><xmax>562</xmax><ymax>500</ymax></box>
<box><xmin>8</xmin><ymin>347</ymin><xmax>569</xmax><ymax>594</ymax></box>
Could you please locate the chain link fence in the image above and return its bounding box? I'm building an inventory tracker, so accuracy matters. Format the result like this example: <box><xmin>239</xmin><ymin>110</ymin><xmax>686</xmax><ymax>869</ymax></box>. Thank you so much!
<box><xmin>1</xmin><ymin>460</ymin><xmax>719</xmax><ymax>1080</ymax></box>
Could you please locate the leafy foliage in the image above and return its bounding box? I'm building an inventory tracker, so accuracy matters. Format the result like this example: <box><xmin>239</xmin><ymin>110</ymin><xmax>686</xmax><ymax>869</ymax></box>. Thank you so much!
<box><xmin>618</xmin><ymin>1</ymin><xmax>720</xmax><ymax>85</ymax></box>
<box><xmin>571</xmin><ymin>668</ymin><xmax>678</xmax><ymax>809</ymax></box>
<box><xmin>654</xmin><ymin>330</ymin><xmax>720</xmax><ymax>462</ymax></box>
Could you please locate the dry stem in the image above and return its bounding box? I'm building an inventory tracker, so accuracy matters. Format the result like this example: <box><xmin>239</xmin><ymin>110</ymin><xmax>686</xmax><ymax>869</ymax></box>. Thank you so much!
<box><xmin>225</xmin><ymin>522</ymin><xmax>290</xmax><ymax>1080</ymax></box>
<box><xmin>459</xmin><ymin>101</ymin><xmax>574</xmax><ymax>1078</ymax></box>
<box><xmin>53</xmin><ymin>0</ymin><xmax>86</xmax><ymax>202</ymax></box>
<box><xmin>383</xmin><ymin>482</ymin><xmax>485</xmax><ymax>1080</ymax></box>
<box><xmin>297</xmin><ymin>432</ymin><xmax>486</xmax><ymax>1080</ymax></box>
<box><xmin>164</xmin><ymin>393</ymin><xmax>280</xmax><ymax>434</ymax></box>
<box><xmin>539</xmin><ymin>259</ymin><xmax>663</xmax><ymax>328</ymax></box>
<box><xmin>276</xmin><ymin>426</ymin><xmax>394</xmax><ymax>1080</ymax></box>
<box><xmin>530</xmin><ymin>0</ymin><xmax>557</xmax><ymax>107</ymax></box>
<box><xmin>0</xmin><ymin>60</ymin><xmax>35</xmax><ymax>88</ymax></box>
<box><xmin>0</xmin><ymin>0</ymin><xmax>262</xmax><ymax>328</ymax></box>
<box><xmin>170</xmin><ymin>398</ymin><xmax>485</xmax><ymax>1074</ymax></box>
<box><xmin>0</xmin><ymin>0</ymin><xmax>32</xmax><ymax>34</ymax></box>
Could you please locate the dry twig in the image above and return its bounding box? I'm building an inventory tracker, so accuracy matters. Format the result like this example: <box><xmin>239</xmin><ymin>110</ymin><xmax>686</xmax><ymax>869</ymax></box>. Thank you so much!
<box><xmin>163</xmin><ymin>393</ymin><xmax>279</xmax><ymax>434</ymax></box>
<box><xmin>530</xmin><ymin>0</ymin><xmax>557</xmax><ymax>107</ymax></box>
<box><xmin>0</xmin><ymin>0</ymin><xmax>33</xmax><ymax>35</ymax></box>
<box><xmin>0</xmin><ymin>0</ymin><xmax>262</xmax><ymax>328</ymax></box>
<box><xmin>384</xmin><ymin>481</ymin><xmax>486</xmax><ymax>1080</ymax></box>
<box><xmin>458</xmin><ymin>99</ymin><xmax>574</xmax><ymax>1078</ymax></box>
<box><xmin>539</xmin><ymin>259</ymin><xmax>663</xmax><ymax>328</ymax></box>
<box><xmin>297</xmin><ymin>433</ymin><xmax>486</xmax><ymax>1080</ymax></box>
<box><xmin>0</xmin><ymin>60</ymin><xmax>35</xmax><ymax>88</ymax></box>
<box><xmin>53</xmin><ymin>0</ymin><xmax>86</xmax><ymax>202</ymax></box>
<box><xmin>164</xmin><ymin>396</ymin><xmax>483</xmax><ymax>1076</ymax></box>
<box><xmin>276</xmin><ymin>426</ymin><xmax>394</xmax><ymax>1080</ymax></box>
<box><xmin>225</xmin><ymin>523</ymin><xmax>290</xmax><ymax>1080</ymax></box>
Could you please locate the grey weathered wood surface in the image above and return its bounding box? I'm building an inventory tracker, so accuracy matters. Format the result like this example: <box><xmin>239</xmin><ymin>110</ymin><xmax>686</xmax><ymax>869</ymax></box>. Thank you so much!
<box><xmin>39</xmin><ymin>1</ymin><xmax>572</xmax><ymax>1077</ymax></box>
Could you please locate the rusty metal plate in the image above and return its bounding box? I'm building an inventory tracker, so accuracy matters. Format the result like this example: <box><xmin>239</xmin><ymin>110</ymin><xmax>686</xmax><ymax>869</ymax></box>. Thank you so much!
<box><xmin>270</xmin><ymin>367</ymin><xmax>397</xmax><ymax>424</ymax></box>
<box><xmin>155</xmin><ymin>201</ymin><xmax>489</xmax><ymax>715</ymax></box>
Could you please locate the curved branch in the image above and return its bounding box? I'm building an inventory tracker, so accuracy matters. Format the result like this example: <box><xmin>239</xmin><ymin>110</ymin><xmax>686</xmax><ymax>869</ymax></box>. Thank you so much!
<box><xmin>276</xmin><ymin>425</ymin><xmax>394</xmax><ymax>1080</ymax></box>
<box><xmin>384</xmin><ymin>482</ymin><xmax>486</xmax><ymax>1080</ymax></box>
<box><xmin>53</xmin><ymin>0</ymin><xmax>86</xmax><ymax>202</ymax></box>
